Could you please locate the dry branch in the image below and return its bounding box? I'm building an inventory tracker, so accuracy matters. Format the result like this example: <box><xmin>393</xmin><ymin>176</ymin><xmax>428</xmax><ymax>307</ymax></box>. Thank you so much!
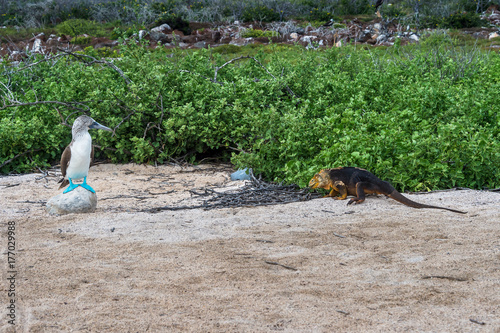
<box><xmin>143</xmin><ymin>171</ymin><xmax>320</xmax><ymax>213</ymax></box>
<box><xmin>0</xmin><ymin>148</ymin><xmax>43</xmax><ymax>169</ymax></box>
<box><xmin>421</xmin><ymin>275</ymin><xmax>467</xmax><ymax>282</ymax></box>
<box><xmin>57</xmin><ymin>48</ymin><xmax>132</xmax><ymax>85</ymax></box>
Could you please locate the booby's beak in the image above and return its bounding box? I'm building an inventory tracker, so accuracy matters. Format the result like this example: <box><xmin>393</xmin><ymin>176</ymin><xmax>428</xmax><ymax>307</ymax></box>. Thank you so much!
<box><xmin>89</xmin><ymin>121</ymin><xmax>112</xmax><ymax>132</ymax></box>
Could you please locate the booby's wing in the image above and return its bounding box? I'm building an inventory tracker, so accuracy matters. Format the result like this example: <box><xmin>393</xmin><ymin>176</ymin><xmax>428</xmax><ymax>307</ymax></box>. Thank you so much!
<box><xmin>90</xmin><ymin>145</ymin><xmax>94</xmax><ymax>167</ymax></box>
<box><xmin>58</xmin><ymin>144</ymin><xmax>72</xmax><ymax>189</ymax></box>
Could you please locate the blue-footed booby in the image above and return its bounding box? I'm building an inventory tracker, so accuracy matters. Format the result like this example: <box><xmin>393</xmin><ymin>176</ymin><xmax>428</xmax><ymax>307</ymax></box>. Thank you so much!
<box><xmin>58</xmin><ymin>115</ymin><xmax>112</xmax><ymax>194</ymax></box>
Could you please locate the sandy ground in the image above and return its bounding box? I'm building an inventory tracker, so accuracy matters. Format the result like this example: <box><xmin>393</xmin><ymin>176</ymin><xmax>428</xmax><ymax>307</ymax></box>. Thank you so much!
<box><xmin>0</xmin><ymin>163</ymin><xmax>499</xmax><ymax>333</ymax></box>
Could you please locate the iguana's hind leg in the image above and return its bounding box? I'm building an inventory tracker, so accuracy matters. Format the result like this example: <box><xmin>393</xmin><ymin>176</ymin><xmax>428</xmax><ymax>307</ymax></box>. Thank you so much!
<box><xmin>347</xmin><ymin>182</ymin><xmax>379</xmax><ymax>205</ymax></box>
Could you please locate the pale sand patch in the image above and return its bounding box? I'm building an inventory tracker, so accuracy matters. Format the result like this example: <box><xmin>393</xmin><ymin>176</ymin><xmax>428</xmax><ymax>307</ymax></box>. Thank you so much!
<box><xmin>1</xmin><ymin>163</ymin><xmax>499</xmax><ymax>332</ymax></box>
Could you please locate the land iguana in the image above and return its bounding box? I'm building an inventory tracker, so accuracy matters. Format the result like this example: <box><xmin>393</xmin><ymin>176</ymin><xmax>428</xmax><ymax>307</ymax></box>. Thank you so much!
<box><xmin>308</xmin><ymin>167</ymin><xmax>466</xmax><ymax>214</ymax></box>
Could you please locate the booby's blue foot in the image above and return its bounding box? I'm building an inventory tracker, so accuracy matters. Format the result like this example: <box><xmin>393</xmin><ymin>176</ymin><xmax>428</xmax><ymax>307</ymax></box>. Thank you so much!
<box><xmin>80</xmin><ymin>177</ymin><xmax>96</xmax><ymax>193</ymax></box>
<box><xmin>63</xmin><ymin>178</ymin><xmax>80</xmax><ymax>194</ymax></box>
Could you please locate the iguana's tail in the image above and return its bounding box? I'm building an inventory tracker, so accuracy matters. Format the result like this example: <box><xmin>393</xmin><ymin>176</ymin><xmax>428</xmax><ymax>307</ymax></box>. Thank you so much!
<box><xmin>388</xmin><ymin>190</ymin><xmax>466</xmax><ymax>214</ymax></box>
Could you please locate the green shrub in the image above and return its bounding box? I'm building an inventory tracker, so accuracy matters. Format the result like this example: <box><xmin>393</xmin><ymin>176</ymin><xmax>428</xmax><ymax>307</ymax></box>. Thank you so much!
<box><xmin>56</xmin><ymin>19</ymin><xmax>106</xmax><ymax>37</ymax></box>
<box><xmin>150</xmin><ymin>14</ymin><xmax>191</xmax><ymax>35</ymax></box>
<box><xmin>151</xmin><ymin>1</ymin><xmax>178</xmax><ymax>15</ymax></box>
<box><xmin>1</xmin><ymin>42</ymin><xmax>499</xmax><ymax>192</ymax></box>
<box><xmin>83</xmin><ymin>46</ymin><xmax>120</xmax><ymax>58</ymax></box>
<box><xmin>381</xmin><ymin>4</ymin><xmax>407</xmax><ymax>19</ymax></box>
<box><xmin>420</xmin><ymin>11</ymin><xmax>488</xmax><ymax>29</ymax></box>
<box><xmin>241</xmin><ymin>5</ymin><xmax>281</xmax><ymax>22</ymax></box>
<box><xmin>70</xmin><ymin>36</ymin><xmax>92</xmax><ymax>44</ymax></box>
<box><xmin>241</xmin><ymin>29</ymin><xmax>279</xmax><ymax>38</ymax></box>
<box><xmin>304</xmin><ymin>8</ymin><xmax>335</xmax><ymax>21</ymax></box>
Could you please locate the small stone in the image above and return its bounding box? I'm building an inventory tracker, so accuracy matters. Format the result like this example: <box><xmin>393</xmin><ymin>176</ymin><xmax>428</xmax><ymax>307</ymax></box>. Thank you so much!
<box><xmin>193</xmin><ymin>41</ymin><xmax>207</xmax><ymax>48</ymax></box>
<box><xmin>32</xmin><ymin>38</ymin><xmax>43</xmax><ymax>53</ymax></box>
<box><xmin>489</xmin><ymin>32</ymin><xmax>500</xmax><ymax>39</ymax></box>
<box><xmin>409</xmin><ymin>34</ymin><xmax>419</xmax><ymax>42</ymax></box>
<box><xmin>376</xmin><ymin>34</ymin><xmax>387</xmax><ymax>43</ymax></box>
<box><xmin>46</xmin><ymin>186</ymin><xmax>97</xmax><ymax>215</ymax></box>
<box><xmin>138</xmin><ymin>30</ymin><xmax>147</xmax><ymax>39</ymax></box>
<box><xmin>151</xmin><ymin>23</ymin><xmax>172</xmax><ymax>33</ymax></box>
<box><xmin>149</xmin><ymin>31</ymin><xmax>169</xmax><ymax>43</ymax></box>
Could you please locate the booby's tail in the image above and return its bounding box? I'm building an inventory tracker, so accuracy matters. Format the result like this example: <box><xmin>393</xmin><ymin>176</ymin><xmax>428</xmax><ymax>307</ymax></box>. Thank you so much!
<box><xmin>58</xmin><ymin>178</ymin><xmax>69</xmax><ymax>190</ymax></box>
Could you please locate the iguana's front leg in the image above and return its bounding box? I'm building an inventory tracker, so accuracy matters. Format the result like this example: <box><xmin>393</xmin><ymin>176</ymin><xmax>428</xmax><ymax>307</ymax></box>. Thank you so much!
<box><xmin>327</xmin><ymin>180</ymin><xmax>348</xmax><ymax>200</ymax></box>
<box><xmin>324</xmin><ymin>188</ymin><xmax>339</xmax><ymax>198</ymax></box>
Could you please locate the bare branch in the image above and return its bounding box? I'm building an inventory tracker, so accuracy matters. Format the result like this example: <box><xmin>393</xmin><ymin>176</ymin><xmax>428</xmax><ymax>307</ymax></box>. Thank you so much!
<box><xmin>12</xmin><ymin>53</ymin><xmax>67</xmax><ymax>72</ymax></box>
<box><xmin>0</xmin><ymin>148</ymin><xmax>43</xmax><ymax>169</ymax></box>
<box><xmin>0</xmin><ymin>100</ymin><xmax>90</xmax><ymax>112</ymax></box>
<box><xmin>57</xmin><ymin>48</ymin><xmax>132</xmax><ymax>85</ymax></box>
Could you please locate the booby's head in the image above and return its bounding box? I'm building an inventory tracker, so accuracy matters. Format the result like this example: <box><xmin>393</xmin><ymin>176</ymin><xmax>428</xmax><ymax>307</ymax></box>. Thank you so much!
<box><xmin>72</xmin><ymin>115</ymin><xmax>113</xmax><ymax>138</ymax></box>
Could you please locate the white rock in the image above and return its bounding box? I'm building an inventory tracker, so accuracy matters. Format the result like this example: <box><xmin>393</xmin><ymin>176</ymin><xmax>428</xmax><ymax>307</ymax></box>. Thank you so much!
<box><xmin>46</xmin><ymin>186</ymin><xmax>97</xmax><ymax>215</ymax></box>
<box><xmin>138</xmin><ymin>30</ymin><xmax>147</xmax><ymax>39</ymax></box>
<box><xmin>302</xmin><ymin>35</ymin><xmax>316</xmax><ymax>43</ymax></box>
<box><xmin>489</xmin><ymin>32</ymin><xmax>500</xmax><ymax>39</ymax></box>
<box><xmin>376</xmin><ymin>34</ymin><xmax>387</xmax><ymax>43</ymax></box>
<box><xmin>409</xmin><ymin>34</ymin><xmax>420</xmax><ymax>41</ymax></box>
<box><xmin>290</xmin><ymin>32</ymin><xmax>299</xmax><ymax>41</ymax></box>
<box><xmin>32</xmin><ymin>38</ymin><xmax>43</xmax><ymax>53</ymax></box>
<box><xmin>194</xmin><ymin>41</ymin><xmax>207</xmax><ymax>48</ymax></box>
<box><xmin>151</xmin><ymin>23</ymin><xmax>172</xmax><ymax>33</ymax></box>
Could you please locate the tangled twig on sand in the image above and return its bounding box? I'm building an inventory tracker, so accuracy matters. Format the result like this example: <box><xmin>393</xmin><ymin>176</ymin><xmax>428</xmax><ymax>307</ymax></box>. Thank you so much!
<box><xmin>144</xmin><ymin>172</ymin><xmax>321</xmax><ymax>213</ymax></box>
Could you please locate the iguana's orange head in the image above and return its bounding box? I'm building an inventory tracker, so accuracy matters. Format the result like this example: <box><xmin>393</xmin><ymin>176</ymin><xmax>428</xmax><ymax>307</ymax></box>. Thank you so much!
<box><xmin>308</xmin><ymin>169</ymin><xmax>332</xmax><ymax>190</ymax></box>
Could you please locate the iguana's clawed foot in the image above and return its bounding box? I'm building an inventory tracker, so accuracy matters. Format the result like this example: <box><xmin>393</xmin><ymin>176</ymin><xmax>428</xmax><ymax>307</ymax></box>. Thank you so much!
<box><xmin>347</xmin><ymin>198</ymin><xmax>365</xmax><ymax>205</ymax></box>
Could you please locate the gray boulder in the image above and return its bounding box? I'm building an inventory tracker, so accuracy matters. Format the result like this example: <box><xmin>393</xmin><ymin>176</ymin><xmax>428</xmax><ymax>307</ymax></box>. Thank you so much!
<box><xmin>151</xmin><ymin>23</ymin><xmax>172</xmax><ymax>33</ymax></box>
<box><xmin>46</xmin><ymin>186</ymin><xmax>97</xmax><ymax>215</ymax></box>
<box><xmin>149</xmin><ymin>31</ymin><xmax>170</xmax><ymax>43</ymax></box>
<box><xmin>193</xmin><ymin>41</ymin><xmax>207</xmax><ymax>48</ymax></box>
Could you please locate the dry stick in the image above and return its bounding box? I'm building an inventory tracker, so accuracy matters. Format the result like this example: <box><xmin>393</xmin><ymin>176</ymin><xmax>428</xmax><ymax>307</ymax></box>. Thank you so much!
<box><xmin>336</xmin><ymin>310</ymin><xmax>350</xmax><ymax>316</ymax></box>
<box><xmin>469</xmin><ymin>319</ymin><xmax>486</xmax><ymax>325</ymax></box>
<box><xmin>57</xmin><ymin>49</ymin><xmax>132</xmax><ymax>85</ymax></box>
<box><xmin>0</xmin><ymin>100</ymin><xmax>90</xmax><ymax>112</ymax></box>
<box><xmin>110</xmin><ymin>95</ymin><xmax>142</xmax><ymax>134</ymax></box>
<box><xmin>0</xmin><ymin>183</ymin><xmax>20</xmax><ymax>188</ymax></box>
<box><xmin>12</xmin><ymin>53</ymin><xmax>67</xmax><ymax>72</ymax></box>
<box><xmin>422</xmin><ymin>275</ymin><xmax>467</xmax><ymax>282</ymax></box>
<box><xmin>142</xmin><ymin>175</ymin><xmax>320</xmax><ymax>213</ymax></box>
<box><xmin>264</xmin><ymin>261</ymin><xmax>298</xmax><ymax>271</ymax></box>
<box><xmin>0</xmin><ymin>148</ymin><xmax>43</xmax><ymax>169</ymax></box>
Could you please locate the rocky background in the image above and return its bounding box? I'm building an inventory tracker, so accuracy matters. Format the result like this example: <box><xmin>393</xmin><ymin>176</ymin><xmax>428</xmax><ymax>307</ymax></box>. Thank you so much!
<box><xmin>2</xmin><ymin>5</ymin><xmax>499</xmax><ymax>62</ymax></box>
